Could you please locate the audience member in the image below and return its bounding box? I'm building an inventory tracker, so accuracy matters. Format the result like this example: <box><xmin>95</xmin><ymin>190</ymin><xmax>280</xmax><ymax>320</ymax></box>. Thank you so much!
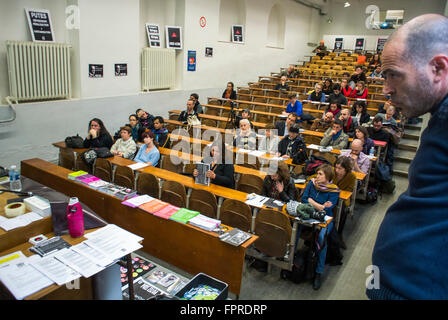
<box><xmin>369</xmin><ymin>65</ymin><xmax>384</xmax><ymax>80</ymax></box>
<box><xmin>233</xmin><ymin>119</ymin><xmax>257</xmax><ymax>150</ymax></box>
<box><xmin>190</xmin><ymin>93</ymin><xmax>203</xmax><ymax>114</ymax></box>
<box><xmin>313</xmin><ymin>40</ymin><xmax>327</xmax><ymax>58</ymax></box>
<box><xmin>320</xmin><ymin>119</ymin><xmax>349</xmax><ymax>150</ymax></box>
<box><xmin>351</xmin><ymin>101</ymin><xmax>370</xmax><ymax>126</ymax></box>
<box><xmin>152</xmin><ymin>116</ymin><xmax>170</xmax><ymax>148</ymax></box>
<box><xmin>349</xmin><ymin>66</ymin><xmax>367</xmax><ymax>88</ymax></box>
<box><xmin>310</xmin><ymin>112</ymin><xmax>334</xmax><ymax>132</ymax></box>
<box><xmin>355</xmin><ymin>126</ymin><xmax>375</xmax><ymax>155</ymax></box>
<box><xmin>134</xmin><ymin>131</ymin><xmax>160</xmax><ymax>167</ymax></box>
<box><xmin>328</xmin><ymin>83</ymin><xmax>347</xmax><ymax>105</ymax></box>
<box><xmin>222</xmin><ymin>81</ymin><xmax>237</xmax><ymax>100</ymax></box>
<box><xmin>326</xmin><ymin>102</ymin><xmax>341</xmax><ymax>119</ymax></box>
<box><xmin>340</xmin><ymin>139</ymin><xmax>370</xmax><ymax>175</ymax></box>
<box><xmin>136</xmin><ymin>108</ymin><xmax>155</xmax><ymax>130</ymax></box>
<box><xmin>275</xmin><ymin>76</ymin><xmax>290</xmax><ymax>92</ymax></box>
<box><xmin>341</xmin><ymin>79</ymin><xmax>352</xmax><ymax>97</ymax></box>
<box><xmin>110</xmin><ymin>126</ymin><xmax>137</xmax><ymax>159</ymax></box>
<box><xmin>322</xmin><ymin>79</ymin><xmax>333</xmax><ymax>96</ymax></box>
<box><xmin>275</xmin><ymin>112</ymin><xmax>298</xmax><ymax>137</ymax></box>
<box><xmin>283</xmin><ymin>93</ymin><xmax>303</xmax><ymax>117</ymax></box>
<box><xmin>261</xmin><ymin>161</ymin><xmax>298</xmax><ymax>202</ymax></box>
<box><xmin>350</xmin><ymin>81</ymin><xmax>368</xmax><ymax>100</ymax></box>
<box><xmin>235</xmin><ymin>108</ymin><xmax>254</xmax><ymax>129</ymax></box>
<box><xmin>128</xmin><ymin>114</ymin><xmax>144</xmax><ymax>142</ymax></box>
<box><xmin>83</xmin><ymin>118</ymin><xmax>113</xmax><ymax>149</ymax></box>
<box><xmin>339</xmin><ymin>108</ymin><xmax>356</xmax><ymax>138</ymax></box>
<box><xmin>376</xmin><ymin>104</ymin><xmax>398</xmax><ymax>126</ymax></box>
<box><xmin>259</xmin><ymin>123</ymin><xmax>280</xmax><ymax>154</ymax></box>
<box><xmin>277</xmin><ymin>123</ymin><xmax>306</xmax><ymax>160</ymax></box>
<box><xmin>178</xmin><ymin>99</ymin><xmax>200</xmax><ymax>123</ymax></box>
<box><xmin>308</xmin><ymin>83</ymin><xmax>326</xmax><ymax>103</ymax></box>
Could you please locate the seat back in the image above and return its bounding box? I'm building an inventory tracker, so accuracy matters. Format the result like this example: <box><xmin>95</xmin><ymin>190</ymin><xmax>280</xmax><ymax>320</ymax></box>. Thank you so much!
<box><xmin>236</xmin><ymin>174</ymin><xmax>264</xmax><ymax>194</ymax></box>
<box><xmin>188</xmin><ymin>189</ymin><xmax>217</xmax><ymax>219</ymax></box>
<box><xmin>60</xmin><ymin>148</ymin><xmax>76</xmax><ymax>170</ymax></box>
<box><xmin>94</xmin><ymin>158</ymin><xmax>112</xmax><ymax>182</ymax></box>
<box><xmin>161</xmin><ymin>155</ymin><xmax>184</xmax><ymax>173</ymax></box>
<box><xmin>161</xmin><ymin>180</ymin><xmax>186</xmax><ymax>208</ymax></box>
<box><xmin>254</xmin><ymin>209</ymin><xmax>292</xmax><ymax>258</ymax></box>
<box><xmin>220</xmin><ymin>199</ymin><xmax>253</xmax><ymax>232</ymax></box>
<box><xmin>75</xmin><ymin>153</ymin><xmax>92</xmax><ymax>173</ymax></box>
<box><xmin>313</xmin><ymin>151</ymin><xmax>337</xmax><ymax>165</ymax></box>
<box><xmin>113</xmin><ymin>165</ymin><xmax>135</xmax><ymax>189</ymax></box>
<box><xmin>136</xmin><ymin>172</ymin><xmax>159</xmax><ymax>198</ymax></box>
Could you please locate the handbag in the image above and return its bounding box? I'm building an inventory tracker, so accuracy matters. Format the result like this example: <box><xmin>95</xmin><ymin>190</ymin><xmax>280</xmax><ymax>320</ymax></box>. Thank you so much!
<box><xmin>383</xmin><ymin>125</ymin><xmax>404</xmax><ymax>145</ymax></box>
<box><xmin>65</xmin><ymin>134</ymin><xmax>84</xmax><ymax>148</ymax></box>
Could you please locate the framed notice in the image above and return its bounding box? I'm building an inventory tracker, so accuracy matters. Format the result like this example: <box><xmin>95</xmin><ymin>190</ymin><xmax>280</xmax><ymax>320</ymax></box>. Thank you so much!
<box><xmin>334</xmin><ymin>38</ymin><xmax>343</xmax><ymax>51</ymax></box>
<box><xmin>205</xmin><ymin>47</ymin><xmax>213</xmax><ymax>57</ymax></box>
<box><xmin>187</xmin><ymin>51</ymin><xmax>196</xmax><ymax>72</ymax></box>
<box><xmin>115</xmin><ymin>64</ymin><xmax>127</xmax><ymax>77</ymax></box>
<box><xmin>25</xmin><ymin>8</ymin><xmax>55</xmax><ymax>42</ymax></box>
<box><xmin>89</xmin><ymin>64</ymin><xmax>103</xmax><ymax>78</ymax></box>
<box><xmin>232</xmin><ymin>25</ymin><xmax>244</xmax><ymax>43</ymax></box>
<box><xmin>146</xmin><ymin>23</ymin><xmax>161</xmax><ymax>48</ymax></box>
<box><xmin>354</xmin><ymin>38</ymin><xmax>365</xmax><ymax>51</ymax></box>
<box><xmin>376</xmin><ymin>37</ymin><xmax>387</xmax><ymax>53</ymax></box>
<box><xmin>166</xmin><ymin>26</ymin><xmax>182</xmax><ymax>50</ymax></box>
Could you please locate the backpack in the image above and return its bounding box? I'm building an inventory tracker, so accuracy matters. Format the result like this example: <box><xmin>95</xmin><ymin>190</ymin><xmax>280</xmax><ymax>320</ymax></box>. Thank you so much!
<box><xmin>292</xmin><ymin>142</ymin><xmax>308</xmax><ymax>165</ymax></box>
<box><xmin>302</xmin><ymin>155</ymin><xmax>331</xmax><ymax>176</ymax></box>
<box><xmin>280</xmin><ymin>248</ymin><xmax>310</xmax><ymax>284</ymax></box>
<box><xmin>325</xmin><ymin>226</ymin><xmax>343</xmax><ymax>266</ymax></box>
<box><xmin>65</xmin><ymin>134</ymin><xmax>84</xmax><ymax>149</ymax></box>
<box><xmin>375</xmin><ymin>161</ymin><xmax>395</xmax><ymax>195</ymax></box>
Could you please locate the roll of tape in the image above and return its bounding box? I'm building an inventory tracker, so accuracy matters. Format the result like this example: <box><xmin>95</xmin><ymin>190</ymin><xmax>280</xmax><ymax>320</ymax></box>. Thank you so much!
<box><xmin>5</xmin><ymin>202</ymin><xmax>26</xmax><ymax>218</ymax></box>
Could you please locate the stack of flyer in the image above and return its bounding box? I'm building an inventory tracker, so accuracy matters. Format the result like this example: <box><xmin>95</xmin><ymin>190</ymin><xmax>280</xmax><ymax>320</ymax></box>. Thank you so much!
<box><xmin>169</xmin><ymin>208</ymin><xmax>200</xmax><ymax>224</ymax></box>
<box><xmin>188</xmin><ymin>214</ymin><xmax>221</xmax><ymax>231</ymax></box>
<box><xmin>98</xmin><ymin>183</ymin><xmax>137</xmax><ymax>200</ymax></box>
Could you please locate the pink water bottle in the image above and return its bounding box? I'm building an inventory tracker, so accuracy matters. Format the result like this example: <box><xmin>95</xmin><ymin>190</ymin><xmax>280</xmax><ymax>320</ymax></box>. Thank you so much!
<box><xmin>67</xmin><ymin>197</ymin><xmax>84</xmax><ymax>238</ymax></box>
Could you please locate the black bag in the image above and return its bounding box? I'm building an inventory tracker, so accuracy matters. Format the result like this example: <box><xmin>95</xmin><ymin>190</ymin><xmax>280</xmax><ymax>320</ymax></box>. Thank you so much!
<box><xmin>302</xmin><ymin>155</ymin><xmax>331</xmax><ymax>176</ymax></box>
<box><xmin>280</xmin><ymin>248</ymin><xmax>310</xmax><ymax>284</ymax></box>
<box><xmin>80</xmin><ymin>149</ymin><xmax>97</xmax><ymax>166</ymax></box>
<box><xmin>65</xmin><ymin>134</ymin><xmax>84</xmax><ymax>149</ymax></box>
<box><xmin>325</xmin><ymin>226</ymin><xmax>343</xmax><ymax>266</ymax></box>
<box><xmin>292</xmin><ymin>144</ymin><xmax>308</xmax><ymax>165</ymax></box>
<box><xmin>375</xmin><ymin>161</ymin><xmax>395</xmax><ymax>195</ymax></box>
<box><xmin>95</xmin><ymin>147</ymin><xmax>114</xmax><ymax>158</ymax></box>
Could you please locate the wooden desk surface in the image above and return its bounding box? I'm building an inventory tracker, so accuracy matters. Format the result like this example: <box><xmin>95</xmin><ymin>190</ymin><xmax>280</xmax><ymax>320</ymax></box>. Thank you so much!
<box><xmin>21</xmin><ymin>158</ymin><xmax>258</xmax><ymax>295</ymax></box>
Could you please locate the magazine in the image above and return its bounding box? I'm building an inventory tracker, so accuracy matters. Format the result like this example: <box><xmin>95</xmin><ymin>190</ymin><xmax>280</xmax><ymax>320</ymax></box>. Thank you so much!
<box><xmin>195</xmin><ymin>162</ymin><xmax>210</xmax><ymax>186</ymax></box>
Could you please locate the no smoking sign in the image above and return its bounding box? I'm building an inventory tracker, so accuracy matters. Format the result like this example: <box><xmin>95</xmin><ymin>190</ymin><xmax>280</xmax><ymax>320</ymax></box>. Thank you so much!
<box><xmin>199</xmin><ymin>16</ymin><xmax>206</xmax><ymax>28</ymax></box>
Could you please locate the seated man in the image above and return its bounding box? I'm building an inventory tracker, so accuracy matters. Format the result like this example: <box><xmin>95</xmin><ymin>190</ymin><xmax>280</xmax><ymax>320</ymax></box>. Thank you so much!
<box><xmin>307</xmin><ymin>83</ymin><xmax>326</xmax><ymax>103</ymax></box>
<box><xmin>190</xmin><ymin>93</ymin><xmax>203</xmax><ymax>114</ymax></box>
<box><xmin>340</xmin><ymin>139</ymin><xmax>371</xmax><ymax>175</ymax></box>
<box><xmin>281</xmin><ymin>65</ymin><xmax>299</xmax><ymax>79</ymax></box>
<box><xmin>283</xmin><ymin>93</ymin><xmax>303</xmax><ymax>117</ymax></box>
<box><xmin>310</xmin><ymin>112</ymin><xmax>334</xmax><ymax>132</ymax></box>
<box><xmin>136</xmin><ymin>108</ymin><xmax>155</xmax><ymax>130</ymax></box>
<box><xmin>151</xmin><ymin>116</ymin><xmax>170</xmax><ymax>148</ymax></box>
<box><xmin>313</xmin><ymin>40</ymin><xmax>327</xmax><ymax>58</ymax></box>
<box><xmin>328</xmin><ymin>84</ymin><xmax>347</xmax><ymax>106</ymax></box>
<box><xmin>177</xmin><ymin>99</ymin><xmax>200</xmax><ymax>123</ymax></box>
<box><xmin>277</xmin><ymin>123</ymin><xmax>306</xmax><ymax>160</ymax></box>
<box><xmin>274</xmin><ymin>76</ymin><xmax>290</xmax><ymax>92</ymax></box>
<box><xmin>235</xmin><ymin>108</ymin><xmax>254</xmax><ymax>129</ymax></box>
<box><xmin>367</xmin><ymin>116</ymin><xmax>394</xmax><ymax>173</ymax></box>
<box><xmin>275</xmin><ymin>112</ymin><xmax>298</xmax><ymax>137</ymax></box>
<box><xmin>339</xmin><ymin>108</ymin><xmax>357</xmax><ymax>138</ymax></box>
<box><xmin>369</xmin><ymin>65</ymin><xmax>384</xmax><ymax>82</ymax></box>
<box><xmin>376</xmin><ymin>104</ymin><xmax>398</xmax><ymax>126</ymax></box>
<box><xmin>320</xmin><ymin>119</ymin><xmax>349</xmax><ymax>150</ymax></box>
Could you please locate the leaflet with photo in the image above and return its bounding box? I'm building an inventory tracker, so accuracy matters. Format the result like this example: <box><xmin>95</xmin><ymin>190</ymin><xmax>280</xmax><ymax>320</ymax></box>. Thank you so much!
<box><xmin>195</xmin><ymin>162</ymin><xmax>210</xmax><ymax>186</ymax></box>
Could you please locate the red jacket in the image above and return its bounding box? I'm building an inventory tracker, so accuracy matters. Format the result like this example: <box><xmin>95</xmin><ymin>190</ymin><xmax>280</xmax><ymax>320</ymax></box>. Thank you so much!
<box><xmin>350</xmin><ymin>88</ymin><xmax>368</xmax><ymax>99</ymax></box>
<box><xmin>342</xmin><ymin>86</ymin><xmax>352</xmax><ymax>97</ymax></box>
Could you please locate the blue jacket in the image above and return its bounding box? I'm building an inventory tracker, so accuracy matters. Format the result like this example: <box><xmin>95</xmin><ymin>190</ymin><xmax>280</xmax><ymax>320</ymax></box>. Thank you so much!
<box><xmin>367</xmin><ymin>94</ymin><xmax>448</xmax><ymax>300</ymax></box>
<box><xmin>301</xmin><ymin>180</ymin><xmax>339</xmax><ymax>217</ymax></box>
<box><xmin>286</xmin><ymin>100</ymin><xmax>303</xmax><ymax>117</ymax></box>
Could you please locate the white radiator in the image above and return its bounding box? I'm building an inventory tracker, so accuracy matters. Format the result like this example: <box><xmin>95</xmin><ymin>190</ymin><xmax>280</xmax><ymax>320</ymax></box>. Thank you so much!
<box><xmin>141</xmin><ymin>48</ymin><xmax>175</xmax><ymax>91</ymax></box>
<box><xmin>6</xmin><ymin>41</ymin><xmax>71</xmax><ymax>101</ymax></box>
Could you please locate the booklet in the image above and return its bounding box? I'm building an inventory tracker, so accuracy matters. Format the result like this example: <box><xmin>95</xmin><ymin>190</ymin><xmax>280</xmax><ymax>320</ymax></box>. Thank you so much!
<box><xmin>169</xmin><ymin>208</ymin><xmax>200</xmax><ymax>224</ymax></box>
<box><xmin>219</xmin><ymin>228</ymin><xmax>252</xmax><ymax>246</ymax></box>
<box><xmin>195</xmin><ymin>162</ymin><xmax>210</xmax><ymax>186</ymax></box>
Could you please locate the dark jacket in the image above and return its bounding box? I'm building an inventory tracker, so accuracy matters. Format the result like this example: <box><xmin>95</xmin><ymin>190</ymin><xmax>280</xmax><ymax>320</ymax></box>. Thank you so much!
<box><xmin>209</xmin><ymin>163</ymin><xmax>235</xmax><ymax>189</ymax></box>
<box><xmin>275</xmin><ymin>120</ymin><xmax>293</xmax><ymax>137</ymax></box>
<box><xmin>278</xmin><ymin>135</ymin><xmax>306</xmax><ymax>158</ymax></box>
<box><xmin>275</xmin><ymin>83</ymin><xmax>290</xmax><ymax>92</ymax></box>
<box><xmin>367</xmin><ymin>127</ymin><xmax>390</xmax><ymax>143</ymax></box>
<box><xmin>178</xmin><ymin>110</ymin><xmax>199</xmax><ymax>123</ymax></box>
<box><xmin>194</xmin><ymin>102</ymin><xmax>203</xmax><ymax>114</ymax></box>
<box><xmin>152</xmin><ymin>128</ymin><xmax>170</xmax><ymax>148</ymax></box>
<box><xmin>351</xmin><ymin>110</ymin><xmax>371</xmax><ymax>126</ymax></box>
<box><xmin>342</xmin><ymin>117</ymin><xmax>357</xmax><ymax>138</ymax></box>
<box><xmin>222</xmin><ymin>89</ymin><xmax>237</xmax><ymax>100</ymax></box>
<box><xmin>349</xmin><ymin>73</ymin><xmax>367</xmax><ymax>84</ymax></box>
<box><xmin>83</xmin><ymin>133</ymin><xmax>113</xmax><ymax>149</ymax></box>
<box><xmin>139</xmin><ymin>112</ymin><xmax>154</xmax><ymax>130</ymax></box>
<box><xmin>328</xmin><ymin>93</ymin><xmax>348</xmax><ymax>106</ymax></box>
<box><xmin>262</xmin><ymin>176</ymin><xmax>297</xmax><ymax>202</ymax></box>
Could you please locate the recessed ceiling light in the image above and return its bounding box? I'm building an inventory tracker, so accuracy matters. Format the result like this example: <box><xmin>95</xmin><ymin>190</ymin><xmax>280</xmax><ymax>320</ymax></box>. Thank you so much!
<box><xmin>344</xmin><ymin>2</ymin><xmax>351</xmax><ymax>7</ymax></box>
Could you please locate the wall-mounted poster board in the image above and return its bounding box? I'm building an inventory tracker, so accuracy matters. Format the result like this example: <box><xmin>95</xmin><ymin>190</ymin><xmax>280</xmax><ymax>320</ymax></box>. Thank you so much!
<box><xmin>146</xmin><ymin>24</ymin><xmax>161</xmax><ymax>48</ymax></box>
<box><xmin>376</xmin><ymin>37</ymin><xmax>387</xmax><ymax>53</ymax></box>
<box><xmin>89</xmin><ymin>64</ymin><xmax>103</xmax><ymax>78</ymax></box>
<box><xmin>187</xmin><ymin>51</ymin><xmax>196</xmax><ymax>71</ymax></box>
<box><xmin>166</xmin><ymin>26</ymin><xmax>182</xmax><ymax>50</ymax></box>
<box><xmin>25</xmin><ymin>8</ymin><xmax>55</xmax><ymax>42</ymax></box>
<box><xmin>334</xmin><ymin>38</ymin><xmax>343</xmax><ymax>51</ymax></box>
<box><xmin>354</xmin><ymin>38</ymin><xmax>365</xmax><ymax>51</ymax></box>
<box><xmin>115</xmin><ymin>64</ymin><xmax>128</xmax><ymax>77</ymax></box>
<box><xmin>232</xmin><ymin>25</ymin><xmax>244</xmax><ymax>43</ymax></box>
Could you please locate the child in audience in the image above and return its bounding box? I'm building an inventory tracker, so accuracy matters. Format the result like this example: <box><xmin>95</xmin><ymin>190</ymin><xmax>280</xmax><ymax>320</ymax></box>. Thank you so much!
<box><xmin>134</xmin><ymin>131</ymin><xmax>160</xmax><ymax>167</ymax></box>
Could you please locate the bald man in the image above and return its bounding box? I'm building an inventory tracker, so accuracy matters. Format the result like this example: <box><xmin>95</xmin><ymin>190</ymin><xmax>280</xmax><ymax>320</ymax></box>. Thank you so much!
<box><xmin>340</xmin><ymin>139</ymin><xmax>370</xmax><ymax>175</ymax></box>
<box><xmin>368</xmin><ymin>14</ymin><xmax>448</xmax><ymax>300</ymax></box>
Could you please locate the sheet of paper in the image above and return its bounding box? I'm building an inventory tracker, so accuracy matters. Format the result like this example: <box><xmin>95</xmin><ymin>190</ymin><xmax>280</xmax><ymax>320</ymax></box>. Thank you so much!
<box><xmin>237</xmin><ymin>148</ymin><xmax>251</xmax><ymax>154</ymax></box>
<box><xmin>0</xmin><ymin>211</ymin><xmax>43</xmax><ymax>231</ymax></box>
<box><xmin>127</xmin><ymin>162</ymin><xmax>149</xmax><ymax>170</ymax></box>
<box><xmin>0</xmin><ymin>251</ymin><xmax>27</xmax><ymax>266</ymax></box>
<box><xmin>307</xmin><ymin>144</ymin><xmax>320</xmax><ymax>150</ymax></box>
<box><xmin>248</xmin><ymin>150</ymin><xmax>266</xmax><ymax>157</ymax></box>
<box><xmin>0</xmin><ymin>255</ymin><xmax>54</xmax><ymax>300</ymax></box>
<box><xmin>54</xmin><ymin>248</ymin><xmax>105</xmax><ymax>278</ymax></box>
<box><xmin>84</xmin><ymin>237</ymin><xmax>142</xmax><ymax>261</ymax></box>
<box><xmin>245</xmin><ymin>195</ymin><xmax>269</xmax><ymax>208</ymax></box>
<box><xmin>71</xmin><ymin>242</ymin><xmax>114</xmax><ymax>267</ymax></box>
<box><xmin>122</xmin><ymin>194</ymin><xmax>155</xmax><ymax>208</ymax></box>
<box><xmin>85</xmin><ymin>224</ymin><xmax>143</xmax><ymax>243</ymax></box>
<box><xmin>29</xmin><ymin>254</ymin><xmax>81</xmax><ymax>286</ymax></box>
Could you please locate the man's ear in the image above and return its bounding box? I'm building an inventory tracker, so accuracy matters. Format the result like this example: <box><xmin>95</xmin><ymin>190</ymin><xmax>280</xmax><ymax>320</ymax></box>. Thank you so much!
<box><xmin>430</xmin><ymin>55</ymin><xmax>448</xmax><ymax>83</ymax></box>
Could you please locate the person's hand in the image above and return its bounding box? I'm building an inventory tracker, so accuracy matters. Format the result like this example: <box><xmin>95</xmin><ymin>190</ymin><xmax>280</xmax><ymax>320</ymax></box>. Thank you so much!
<box><xmin>117</xmin><ymin>152</ymin><xmax>124</xmax><ymax>157</ymax></box>
<box><xmin>281</xmin><ymin>154</ymin><xmax>290</xmax><ymax>159</ymax></box>
<box><xmin>146</xmin><ymin>162</ymin><xmax>152</xmax><ymax>166</ymax></box>
<box><xmin>193</xmin><ymin>169</ymin><xmax>198</xmax><ymax>177</ymax></box>
<box><xmin>206</xmin><ymin>170</ymin><xmax>216</xmax><ymax>179</ymax></box>
<box><xmin>282</xmin><ymin>111</ymin><xmax>288</xmax><ymax>116</ymax></box>
<box><xmin>350</xmin><ymin>153</ymin><xmax>358</xmax><ymax>161</ymax></box>
<box><xmin>331</xmin><ymin>129</ymin><xmax>338</xmax><ymax>136</ymax></box>
<box><xmin>323</xmin><ymin>201</ymin><xmax>333</xmax><ymax>208</ymax></box>
<box><xmin>89</xmin><ymin>129</ymin><xmax>97</xmax><ymax>138</ymax></box>
<box><xmin>276</xmin><ymin>181</ymin><xmax>284</xmax><ymax>193</ymax></box>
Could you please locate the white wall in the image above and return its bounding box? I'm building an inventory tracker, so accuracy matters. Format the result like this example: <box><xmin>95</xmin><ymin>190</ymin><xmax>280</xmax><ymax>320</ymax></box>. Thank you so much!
<box><xmin>322</xmin><ymin>34</ymin><xmax>388</xmax><ymax>52</ymax></box>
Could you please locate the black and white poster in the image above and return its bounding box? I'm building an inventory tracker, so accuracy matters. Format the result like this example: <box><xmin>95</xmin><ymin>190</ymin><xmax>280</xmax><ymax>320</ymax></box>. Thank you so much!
<box><xmin>354</xmin><ymin>38</ymin><xmax>365</xmax><ymax>51</ymax></box>
<box><xmin>166</xmin><ymin>26</ymin><xmax>182</xmax><ymax>50</ymax></box>
<box><xmin>146</xmin><ymin>23</ymin><xmax>161</xmax><ymax>48</ymax></box>
<box><xmin>376</xmin><ymin>37</ymin><xmax>387</xmax><ymax>53</ymax></box>
<box><xmin>232</xmin><ymin>25</ymin><xmax>244</xmax><ymax>43</ymax></box>
<box><xmin>205</xmin><ymin>47</ymin><xmax>213</xmax><ymax>57</ymax></box>
<box><xmin>334</xmin><ymin>38</ymin><xmax>343</xmax><ymax>51</ymax></box>
<box><xmin>89</xmin><ymin>64</ymin><xmax>103</xmax><ymax>78</ymax></box>
<box><xmin>25</xmin><ymin>8</ymin><xmax>55</xmax><ymax>42</ymax></box>
<box><xmin>115</xmin><ymin>64</ymin><xmax>127</xmax><ymax>77</ymax></box>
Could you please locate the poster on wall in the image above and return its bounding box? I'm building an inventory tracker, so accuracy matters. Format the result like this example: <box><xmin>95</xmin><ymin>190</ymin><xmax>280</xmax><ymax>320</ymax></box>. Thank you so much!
<box><xmin>146</xmin><ymin>23</ymin><xmax>161</xmax><ymax>48</ymax></box>
<box><xmin>232</xmin><ymin>25</ymin><xmax>244</xmax><ymax>43</ymax></box>
<box><xmin>334</xmin><ymin>38</ymin><xmax>344</xmax><ymax>51</ymax></box>
<box><xmin>25</xmin><ymin>8</ymin><xmax>55</xmax><ymax>42</ymax></box>
<box><xmin>376</xmin><ymin>37</ymin><xmax>388</xmax><ymax>53</ymax></box>
<box><xmin>89</xmin><ymin>64</ymin><xmax>103</xmax><ymax>78</ymax></box>
<box><xmin>187</xmin><ymin>51</ymin><xmax>196</xmax><ymax>71</ymax></box>
<box><xmin>205</xmin><ymin>47</ymin><xmax>213</xmax><ymax>57</ymax></box>
<box><xmin>115</xmin><ymin>64</ymin><xmax>128</xmax><ymax>77</ymax></box>
<box><xmin>166</xmin><ymin>26</ymin><xmax>182</xmax><ymax>50</ymax></box>
<box><xmin>354</xmin><ymin>38</ymin><xmax>365</xmax><ymax>51</ymax></box>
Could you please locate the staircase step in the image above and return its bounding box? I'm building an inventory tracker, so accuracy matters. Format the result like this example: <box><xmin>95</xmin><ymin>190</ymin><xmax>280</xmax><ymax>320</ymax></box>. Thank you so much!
<box><xmin>403</xmin><ymin>133</ymin><xmax>420</xmax><ymax>140</ymax></box>
<box><xmin>398</xmin><ymin>144</ymin><xmax>417</xmax><ymax>152</ymax></box>
<box><xmin>395</xmin><ymin>156</ymin><xmax>413</xmax><ymax>163</ymax></box>
<box><xmin>392</xmin><ymin>169</ymin><xmax>409</xmax><ymax>178</ymax></box>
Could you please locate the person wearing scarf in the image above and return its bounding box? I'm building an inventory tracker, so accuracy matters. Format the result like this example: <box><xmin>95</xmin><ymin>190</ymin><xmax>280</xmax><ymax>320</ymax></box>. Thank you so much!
<box><xmin>326</xmin><ymin>102</ymin><xmax>341</xmax><ymax>119</ymax></box>
<box><xmin>341</xmin><ymin>79</ymin><xmax>352</xmax><ymax>97</ymax></box>
<box><xmin>350</xmin><ymin>81</ymin><xmax>368</xmax><ymax>100</ymax></box>
<box><xmin>261</xmin><ymin>161</ymin><xmax>297</xmax><ymax>202</ymax></box>
<box><xmin>339</xmin><ymin>108</ymin><xmax>356</xmax><ymax>138</ymax></box>
<box><xmin>297</xmin><ymin>164</ymin><xmax>340</xmax><ymax>290</ymax></box>
<box><xmin>222</xmin><ymin>81</ymin><xmax>237</xmax><ymax>100</ymax></box>
<box><xmin>151</xmin><ymin>116</ymin><xmax>169</xmax><ymax>148</ymax></box>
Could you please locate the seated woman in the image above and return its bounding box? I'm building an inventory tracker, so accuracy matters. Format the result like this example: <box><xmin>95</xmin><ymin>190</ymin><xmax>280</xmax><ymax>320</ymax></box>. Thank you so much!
<box><xmin>322</xmin><ymin>78</ymin><xmax>333</xmax><ymax>96</ymax></box>
<box><xmin>152</xmin><ymin>116</ymin><xmax>170</xmax><ymax>148</ymax></box>
<box><xmin>233</xmin><ymin>119</ymin><xmax>257</xmax><ymax>150</ymax></box>
<box><xmin>193</xmin><ymin>142</ymin><xmax>235</xmax><ymax>189</ymax></box>
<box><xmin>298</xmin><ymin>164</ymin><xmax>340</xmax><ymax>290</ymax></box>
<box><xmin>326</xmin><ymin>102</ymin><xmax>341</xmax><ymax>119</ymax></box>
<box><xmin>134</xmin><ymin>131</ymin><xmax>160</xmax><ymax>167</ymax></box>
<box><xmin>110</xmin><ymin>126</ymin><xmax>137</xmax><ymax>159</ymax></box>
<box><xmin>333</xmin><ymin>156</ymin><xmax>356</xmax><ymax>249</ymax></box>
<box><xmin>350</xmin><ymin>81</ymin><xmax>368</xmax><ymax>100</ymax></box>
<box><xmin>274</xmin><ymin>76</ymin><xmax>290</xmax><ymax>92</ymax></box>
<box><xmin>261</xmin><ymin>161</ymin><xmax>297</xmax><ymax>203</ymax></box>
<box><xmin>128</xmin><ymin>114</ymin><xmax>144</xmax><ymax>142</ymax></box>
<box><xmin>307</xmin><ymin>83</ymin><xmax>326</xmax><ymax>103</ymax></box>
<box><xmin>340</xmin><ymin>79</ymin><xmax>352</xmax><ymax>97</ymax></box>
<box><xmin>259</xmin><ymin>123</ymin><xmax>280</xmax><ymax>154</ymax></box>
<box><xmin>83</xmin><ymin>118</ymin><xmax>113</xmax><ymax>149</ymax></box>
<box><xmin>222</xmin><ymin>81</ymin><xmax>237</xmax><ymax>100</ymax></box>
<box><xmin>351</xmin><ymin>100</ymin><xmax>370</xmax><ymax>126</ymax></box>
<box><xmin>355</xmin><ymin>126</ymin><xmax>375</xmax><ymax>155</ymax></box>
